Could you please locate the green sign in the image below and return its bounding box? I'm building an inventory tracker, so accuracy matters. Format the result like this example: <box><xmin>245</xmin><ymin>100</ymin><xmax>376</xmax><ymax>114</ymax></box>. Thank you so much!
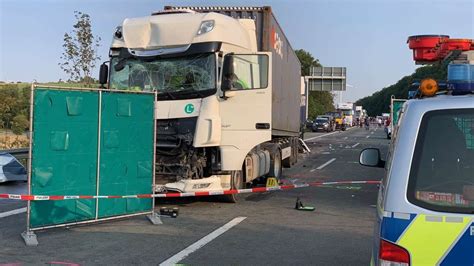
<box><xmin>184</xmin><ymin>103</ymin><xmax>194</xmax><ymax>114</ymax></box>
<box><xmin>392</xmin><ymin>100</ymin><xmax>405</xmax><ymax>126</ymax></box>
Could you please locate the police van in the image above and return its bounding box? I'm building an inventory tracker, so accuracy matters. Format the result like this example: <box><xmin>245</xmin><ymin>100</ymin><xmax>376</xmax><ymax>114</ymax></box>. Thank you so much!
<box><xmin>360</xmin><ymin>77</ymin><xmax>474</xmax><ymax>264</ymax></box>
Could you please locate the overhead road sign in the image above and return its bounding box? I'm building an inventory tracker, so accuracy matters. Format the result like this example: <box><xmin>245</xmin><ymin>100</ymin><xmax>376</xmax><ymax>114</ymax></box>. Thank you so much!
<box><xmin>305</xmin><ymin>67</ymin><xmax>347</xmax><ymax>91</ymax></box>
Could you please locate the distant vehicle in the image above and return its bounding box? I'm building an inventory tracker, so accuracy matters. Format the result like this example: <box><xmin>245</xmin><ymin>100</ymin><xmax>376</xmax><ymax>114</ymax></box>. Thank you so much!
<box><xmin>361</xmin><ymin>35</ymin><xmax>474</xmax><ymax>265</ymax></box>
<box><xmin>312</xmin><ymin>117</ymin><xmax>332</xmax><ymax>132</ymax></box>
<box><xmin>318</xmin><ymin>115</ymin><xmax>336</xmax><ymax>131</ymax></box>
<box><xmin>0</xmin><ymin>153</ymin><xmax>27</xmax><ymax>183</ymax></box>
<box><xmin>337</xmin><ymin>102</ymin><xmax>354</xmax><ymax>127</ymax></box>
<box><xmin>305</xmin><ymin>119</ymin><xmax>314</xmax><ymax>130</ymax></box>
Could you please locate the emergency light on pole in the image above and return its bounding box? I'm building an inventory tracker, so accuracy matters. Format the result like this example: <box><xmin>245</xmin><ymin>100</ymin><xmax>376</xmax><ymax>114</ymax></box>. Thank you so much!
<box><xmin>407</xmin><ymin>35</ymin><xmax>474</xmax><ymax>97</ymax></box>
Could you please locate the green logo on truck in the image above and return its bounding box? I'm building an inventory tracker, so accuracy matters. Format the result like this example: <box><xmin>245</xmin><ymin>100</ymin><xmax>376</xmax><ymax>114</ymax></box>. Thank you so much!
<box><xmin>184</xmin><ymin>104</ymin><xmax>194</xmax><ymax>114</ymax></box>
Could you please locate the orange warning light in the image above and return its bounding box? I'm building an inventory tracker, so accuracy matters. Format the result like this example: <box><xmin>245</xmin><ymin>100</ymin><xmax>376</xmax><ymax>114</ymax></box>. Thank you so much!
<box><xmin>420</xmin><ymin>78</ymin><xmax>438</xmax><ymax>97</ymax></box>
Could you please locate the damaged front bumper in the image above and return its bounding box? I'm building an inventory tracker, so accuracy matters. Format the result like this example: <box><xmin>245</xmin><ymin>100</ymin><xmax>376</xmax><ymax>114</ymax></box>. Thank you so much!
<box><xmin>154</xmin><ymin>175</ymin><xmax>231</xmax><ymax>193</ymax></box>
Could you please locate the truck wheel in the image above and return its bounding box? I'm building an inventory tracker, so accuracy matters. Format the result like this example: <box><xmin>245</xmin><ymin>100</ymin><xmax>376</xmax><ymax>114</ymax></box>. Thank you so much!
<box><xmin>267</xmin><ymin>148</ymin><xmax>282</xmax><ymax>180</ymax></box>
<box><xmin>221</xmin><ymin>170</ymin><xmax>244</xmax><ymax>203</ymax></box>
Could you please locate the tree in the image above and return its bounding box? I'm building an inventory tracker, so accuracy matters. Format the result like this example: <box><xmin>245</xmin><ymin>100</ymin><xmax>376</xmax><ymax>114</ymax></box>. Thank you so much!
<box><xmin>11</xmin><ymin>114</ymin><xmax>29</xmax><ymax>135</ymax></box>
<box><xmin>0</xmin><ymin>84</ymin><xmax>31</xmax><ymax>130</ymax></box>
<box><xmin>59</xmin><ymin>11</ymin><xmax>101</xmax><ymax>84</ymax></box>
<box><xmin>295</xmin><ymin>49</ymin><xmax>334</xmax><ymax>119</ymax></box>
<box><xmin>295</xmin><ymin>49</ymin><xmax>322</xmax><ymax>75</ymax></box>
<box><xmin>355</xmin><ymin>64</ymin><xmax>447</xmax><ymax>116</ymax></box>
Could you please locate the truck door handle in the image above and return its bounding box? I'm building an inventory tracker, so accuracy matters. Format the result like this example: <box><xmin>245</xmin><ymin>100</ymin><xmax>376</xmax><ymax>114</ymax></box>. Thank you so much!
<box><xmin>255</xmin><ymin>123</ymin><xmax>270</xmax><ymax>129</ymax></box>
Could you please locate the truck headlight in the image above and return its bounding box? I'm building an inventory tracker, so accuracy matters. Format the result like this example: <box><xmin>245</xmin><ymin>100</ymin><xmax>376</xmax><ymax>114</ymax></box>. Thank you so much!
<box><xmin>197</xmin><ymin>20</ymin><xmax>215</xmax><ymax>35</ymax></box>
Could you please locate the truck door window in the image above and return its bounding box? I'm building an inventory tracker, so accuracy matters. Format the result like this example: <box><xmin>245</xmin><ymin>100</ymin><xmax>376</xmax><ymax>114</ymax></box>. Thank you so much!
<box><xmin>407</xmin><ymin>109</ymin><xmax>474</xmax><ymax>214</ymax></box>
<box><xmin>223</xmin><ymin>54</ymin><xmax>268</xmax><ymax>90</ymax></box>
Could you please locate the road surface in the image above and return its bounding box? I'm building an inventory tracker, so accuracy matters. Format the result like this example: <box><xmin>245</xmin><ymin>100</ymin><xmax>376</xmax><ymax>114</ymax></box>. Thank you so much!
<box><xmin>0</xmin><ymin>126</ymin><xmax>388</xmax><ymax>265</ymax></box>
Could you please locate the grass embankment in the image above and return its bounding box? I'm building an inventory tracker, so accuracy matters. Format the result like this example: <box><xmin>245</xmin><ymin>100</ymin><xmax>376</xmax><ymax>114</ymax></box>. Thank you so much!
<box><xmin>0</xmin><ymin>134</ymin><xmax>29</xmax><ymax>149</ymax></box>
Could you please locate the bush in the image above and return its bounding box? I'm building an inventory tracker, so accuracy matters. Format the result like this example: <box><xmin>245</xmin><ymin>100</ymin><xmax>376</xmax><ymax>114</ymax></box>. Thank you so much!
<box><xmin>11</xmin><ymin>114</ymin><xmax>29</xmax><ymax>135</ymax></box>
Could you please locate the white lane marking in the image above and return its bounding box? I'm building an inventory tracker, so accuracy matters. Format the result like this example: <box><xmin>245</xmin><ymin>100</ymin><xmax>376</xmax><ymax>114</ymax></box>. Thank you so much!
<box><xmin>310</xmin><ymin>168</ymin><xmax>316</xmax><ymax>172</ymax></box>
<box><xmin>352</xmin><ymin>143</ymin><xmax>360</xmax><ymax>148</ymax></box>
<box><xmin>366</xmin><ymin>135</ymin><xmax>370</xmax><ymax>139</ymax></box>
<box><xmin>321</xmin><ymin>152</ymin><xmax>331</xmax><ymax>154</ymax></box>
<box><xmin>316</xmin><ymin>158</ymin><xmax>337</xmax><ymax>170</ymax></box>
<box><xmin>304</xmin><ymin>131</ymin><xmax>338</xmax><ymax>141</ymax></box>
<box><xmin>160</xmin><ymin>217</ymin><xmax>247</xmax><ymax>266</ymax></box>
<box><xmin>0</xmin><ymin>207</ymin><xmax>27</xmax><ymax>219</ymax></box>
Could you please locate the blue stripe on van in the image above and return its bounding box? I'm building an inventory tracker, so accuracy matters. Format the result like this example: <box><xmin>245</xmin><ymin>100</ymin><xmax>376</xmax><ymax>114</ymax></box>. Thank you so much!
<box><xmin>440</xmin><ymin>222</ymin><xmax>474</xmax><ymax>266</ymax></box>
<box><xmin>380</xmin><ymin>214</ymin><xmax>416</xmax><ymax>243</ymax></box>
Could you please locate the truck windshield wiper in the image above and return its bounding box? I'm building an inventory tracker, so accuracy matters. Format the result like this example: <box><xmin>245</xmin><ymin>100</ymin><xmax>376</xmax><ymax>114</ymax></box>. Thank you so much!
<box><xmin>157</xmin><ymin>90</ymin><xmax>176</xmax><ymax>100</ymax></box>
<box><xmin>176</xmin><ymin>89</ymin><xmax>206</xmax><ymax>98</ymax></box>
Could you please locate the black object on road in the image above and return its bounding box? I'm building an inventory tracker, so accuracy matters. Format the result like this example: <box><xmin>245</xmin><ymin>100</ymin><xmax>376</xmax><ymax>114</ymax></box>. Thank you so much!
<box><xmin>295</xmin><ymin>197</ymin><xmax>315</xmax><ymax>211</ymax></box>
<box><xmin>160</xmin><ymin>207</ymin><xmax>179</xmax><ymax>218</ymax></box>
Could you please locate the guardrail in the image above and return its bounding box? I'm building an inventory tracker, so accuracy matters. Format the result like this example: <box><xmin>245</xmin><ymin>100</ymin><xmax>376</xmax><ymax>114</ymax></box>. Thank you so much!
<box><xmin>0</xmin><ymin>148</ymin><xmax>29</xmax><ymax>159</ymax></box>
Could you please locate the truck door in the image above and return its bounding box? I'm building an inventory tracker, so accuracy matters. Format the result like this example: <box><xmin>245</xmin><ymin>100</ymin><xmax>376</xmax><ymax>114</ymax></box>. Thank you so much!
<box><xmin>219</xmin><ymin>53</ymin><xmax>272</xmax><ymax>171</ymax></box>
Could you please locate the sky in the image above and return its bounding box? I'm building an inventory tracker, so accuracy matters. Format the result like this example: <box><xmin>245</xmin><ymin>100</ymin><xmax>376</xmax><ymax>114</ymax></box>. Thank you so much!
<box><xmin>0</xmin><ymin>0</ymin><xmax>473</xmax><ymax>102</ymax></box>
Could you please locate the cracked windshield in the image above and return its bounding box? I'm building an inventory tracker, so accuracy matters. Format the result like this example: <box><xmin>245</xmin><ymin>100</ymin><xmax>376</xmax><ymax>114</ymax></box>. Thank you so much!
<box><xmin>110</xmin><ymin>53</ymin><xmax>216</xmax><ymax>92</ymax></box>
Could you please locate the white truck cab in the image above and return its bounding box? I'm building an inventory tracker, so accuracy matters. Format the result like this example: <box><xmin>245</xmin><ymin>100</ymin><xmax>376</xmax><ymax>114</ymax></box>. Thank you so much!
<box><xmin>99</xmin><ymin>7</ymin><xmax>302</xmax><ymax>201</ymax></box>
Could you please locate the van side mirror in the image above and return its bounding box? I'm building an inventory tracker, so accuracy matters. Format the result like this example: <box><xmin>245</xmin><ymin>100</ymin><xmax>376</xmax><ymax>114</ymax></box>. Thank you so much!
<box><xmin>221</xmin><ymin>54</ymin><xmax>234</xmax><ymax>92</ymax></box>
<box><xmin>359</xmin><ymin>148</ymin><xmax>385</xmax><ymax>168</ymax></box>
<box><xmin>99</xmin><ymin>63</ymin><xmax>109</xmax><ymax>87</ymax></box>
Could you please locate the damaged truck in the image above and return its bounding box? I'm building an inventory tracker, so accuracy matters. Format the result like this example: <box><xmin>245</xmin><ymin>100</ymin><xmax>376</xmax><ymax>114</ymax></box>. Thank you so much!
<box><xmin>99</xmin><ymin>6</ymin><xmax>303</xmax><ymax>201</ymax></box>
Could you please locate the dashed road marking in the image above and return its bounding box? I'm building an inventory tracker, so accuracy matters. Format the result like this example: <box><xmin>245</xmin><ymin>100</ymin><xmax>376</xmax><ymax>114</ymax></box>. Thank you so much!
<box><xmin>160</xmin><ymin>217</ymin><xmax>247</xmax><ymax>266</ymax></box>
<box><xmin>316</xmin><ymin>158</ymin><xmax>337</xmax><ymax>170</ymax></box>
<box><xmin>0</xmin><ymin>207</ymin><xmax>27</xmax><ymax>219</ymax></box>
<box><xmin>351</xmin><ymin>143</ymin><xmax>360</xmax><ymax>148</ymax></box>
<box><xmin>304</xmin><ymin>131</ymin><xmax>339</xmax><ymax>141</ymax></box>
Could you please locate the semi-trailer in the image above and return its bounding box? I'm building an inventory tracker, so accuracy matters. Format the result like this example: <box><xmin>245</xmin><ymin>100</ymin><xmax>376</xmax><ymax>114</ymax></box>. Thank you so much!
<box><xmin>99</xmin><ymin>6</ymin><xmax>302</xmax><ymax>201</ymax></box>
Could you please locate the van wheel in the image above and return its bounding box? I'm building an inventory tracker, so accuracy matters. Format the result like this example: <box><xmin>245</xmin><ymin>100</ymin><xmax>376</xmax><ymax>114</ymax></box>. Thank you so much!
<box><xmin>267</xmin><ymin>148</ymin><xmax>282</xmax><ymax>180</ymax></box>
<box><xmin>221</xmin><ymin>170</ymin><xmax>244</xmax><ymax>203</ymax></box>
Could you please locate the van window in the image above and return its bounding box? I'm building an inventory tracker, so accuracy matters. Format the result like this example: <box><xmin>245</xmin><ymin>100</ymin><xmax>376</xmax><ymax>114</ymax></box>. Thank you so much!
<box><xmin>407</xmin><ymin>109</ymin><xmax>474</xmax><ymax>214</ymax></box>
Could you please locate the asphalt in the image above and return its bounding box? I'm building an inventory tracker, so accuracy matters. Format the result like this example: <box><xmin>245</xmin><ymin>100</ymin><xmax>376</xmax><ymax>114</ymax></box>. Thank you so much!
<box><xmin>0</xmin><ymin>126</ymin><xmax>389</xmax><ymax>265</ymax></box>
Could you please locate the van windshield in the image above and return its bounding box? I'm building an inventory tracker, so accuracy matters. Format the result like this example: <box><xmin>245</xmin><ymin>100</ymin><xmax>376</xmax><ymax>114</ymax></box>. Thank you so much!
<box><xmin>407</xmin><ymin>109</ymin><xmax>474</xmax><ymax>214</ymax></box>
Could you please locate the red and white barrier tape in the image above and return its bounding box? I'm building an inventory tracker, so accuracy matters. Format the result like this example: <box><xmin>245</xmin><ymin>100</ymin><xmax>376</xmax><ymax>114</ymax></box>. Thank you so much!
<box><xmin>0</xmin><ymin>180</ymin><xmax>380</xmax><ymax>201</ymax></box>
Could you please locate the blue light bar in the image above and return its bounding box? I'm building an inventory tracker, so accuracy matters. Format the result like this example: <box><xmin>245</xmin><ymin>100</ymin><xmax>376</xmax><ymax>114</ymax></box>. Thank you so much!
<box><xmin>447</xmin><ymin>64</ymin><xmax>474</xmax><ymax>95</ymax></box>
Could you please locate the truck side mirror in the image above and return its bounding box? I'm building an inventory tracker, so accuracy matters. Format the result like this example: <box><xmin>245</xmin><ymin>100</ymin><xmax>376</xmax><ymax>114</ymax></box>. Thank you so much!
<box><xmin>221</xmin><ymin>55</ymin><xmax>234</xmax><ymax>92</ymax></box>
<box><xmin>359</xmin><ymin>148</ymin><xmax>385</xmax><ymax>168</ymax></box>
<box><xmin>99</xmin><ymin>63</ymin><xmax>109</xmax><ymax>87</ymax></box>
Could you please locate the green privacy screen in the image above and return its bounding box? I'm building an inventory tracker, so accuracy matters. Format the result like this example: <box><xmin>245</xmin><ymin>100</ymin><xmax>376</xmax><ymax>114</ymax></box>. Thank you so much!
<box><xmin>29</xmin><ymin>86</ymin><xmax>155</xmax><ymax>229</ymax></box>
<box><xmin>98</xmin><ymin>92</ymin><xmax>154</xmax><ymax>218</ymax></box>
<box><xmin>30</xmin><ymin>89</ymin><xmax>99</xmax><ymax>228</ymax></box>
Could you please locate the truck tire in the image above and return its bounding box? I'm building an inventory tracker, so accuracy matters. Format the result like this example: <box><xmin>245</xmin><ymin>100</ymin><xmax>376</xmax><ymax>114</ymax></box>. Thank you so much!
<box><xmin>220</xmin><ymin>170</ymin><xmax>244</xmax><ymax>203</ymax></box>
<box><xmin>267</xmin><ymin>147</ymin><xmax>282</xmax><ymax>180</ymax></box>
